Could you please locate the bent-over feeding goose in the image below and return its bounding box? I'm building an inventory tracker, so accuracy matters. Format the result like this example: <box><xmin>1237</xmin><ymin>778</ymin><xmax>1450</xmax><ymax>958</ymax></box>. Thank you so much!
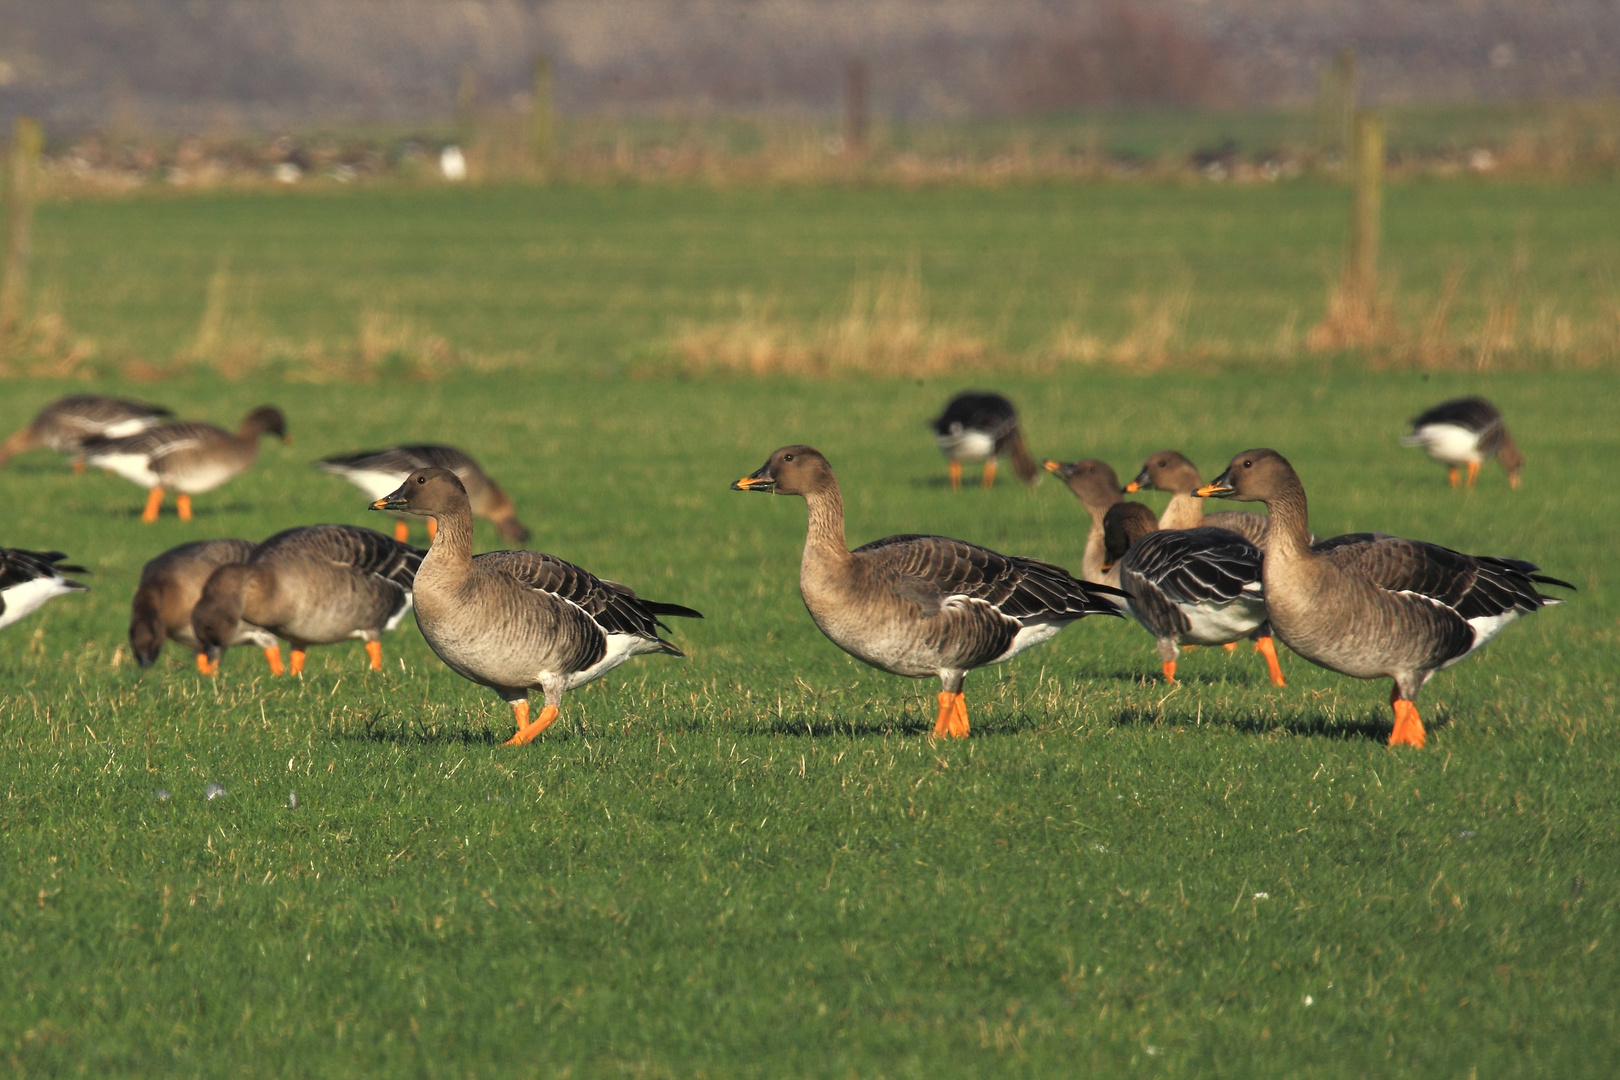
<box><xmin>1101</xmin><ymin>503</ymin><xmax>1286</xmax><ymax>686</ymax></box>
<box><xmin>130</xmin><ymin>539</ymin><xmax>280</xmax><ymax>674</ymax></box>
<box><xmin>735</xmin><ymin>446</ymin><xmax>1125</xmax><ymax>737</ymax></box>
<box><xmin>372</xmin><ymin>468</ymin><xmax>701</xmax><ymax>745</ymax></box>
<box><xmin>191</xmin><ymin>524</ymin><xmax>420</xmax><ymax>675</ymax></box>
<box><xmin>82</xmin><ymin>405</ymin><xmax>288</xmax><ymax>522</ymax></box>
<box><xmin>1198</xmin><ymin>448</ymin><xmax>1571</xmax><ymax>747</ymax></box>
<box><xmin>0</xmin><ymin>547</ymin><xmax>89</xmax><ymax>630</ymax></box>
<box><xmin>1125</xmin><ymin>450</ymin><xmax>1273</xmax><ymax>545</ymax></box>
<box><xmin>931</xmin><ymin>391</ymin><xmax>1038</xmax><ymax>490</ymax></box>
<box><xmin>317</xmin><ymin>443</ymin><xmax>530</xmax><ymax>543</ymax></box>
<box><xmin>1402</xmin><ymin>396</ymin><xmax>1522</xmax><ymax>488</ymax></box>
<box><xmin>1</xmin><ymin>395</ymin><xmax>172</xmax><ymax>470</ymax></box>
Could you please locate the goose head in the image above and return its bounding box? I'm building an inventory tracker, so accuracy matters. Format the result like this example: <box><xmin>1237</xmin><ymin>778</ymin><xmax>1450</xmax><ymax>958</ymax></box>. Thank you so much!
<box><xmin>372</xmin><ymin>467</ymin><xmax>470</xmax><ymax>517</ymax></box>
<box><xmin>1100</xmin><ymin>501</ymin><xmax>1159</xmax><ymax>572</ymax></box>
<box><xmin>1498</xmin><ymin>433</ymin><xmax>1524</xmax><ymax>489</ymax></box>
<box><xmin>1043</xmin><ymin>458</ymin><xmax>1122</xmax><ymax>513</ymax></box>
<box><xmin>241</xmin><ymin>405</ymin><xmax>290</xmax><ymax>444</ymax></box>
<box><xmin>732</xmin><ymin>445</ymin><xmax>835</xmax><ymax>497</ymax></box>
<box><xmin>1126</xmin><ymin>450</ymin><xmax>1201</xmax><ymax>495</ymax></box>
<box><xmin>1198</xmin><ymin>448</ymin><xmax>1297</xmax><ymax>503</ymax></box>
<box><xmin>192</xmin><ymin>564</ymin><xmax>254</xmax><ymax>663</ymax></box>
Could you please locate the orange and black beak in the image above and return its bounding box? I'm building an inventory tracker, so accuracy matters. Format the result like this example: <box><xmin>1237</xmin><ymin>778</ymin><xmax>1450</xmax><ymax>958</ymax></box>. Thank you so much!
<box><xmin>1195</xmin><ymin>470</ymin><xmax>1235</xmax><ymax>499</ymax></box>
<box><xmin>1123</xmin><ymin>467</ymin><xmax>1150</xmax><ymax>494</ymax></box>
<box><xmin>731</xmin><ymin>462</ymin><xmax>775</xmax><ymax>493</ymax></box>
<box><xmin>371</xmin><ymin>481</ymin><xmax>412</xmax><ymax>513</ymax></box>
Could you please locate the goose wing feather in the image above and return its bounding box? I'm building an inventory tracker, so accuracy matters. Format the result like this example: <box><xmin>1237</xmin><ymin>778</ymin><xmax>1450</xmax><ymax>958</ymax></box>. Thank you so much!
<box><xmin>475</xmin><ymin>550</ymin><xmax>690</xmax><ymax>645</ymax></box>
<box><xmin>1122</xmin><ymin>527</ymin><xmax>1260</xmax><ymax>606</ymax></box>
<box><xmin>319</xmin><ymin>444</ymin><xmax>478</xmax><ymax>476</ymax></box>
<box><xmin>854</xmin><ymin>534</ymin><xmax>1124</xmax><ymax>622</ymax></box>
<box><xmin>81</xmin><ymin>421</ymin><xmax>217</xmax><ymax>462</ymax></box>
<box><xmin>258</xmin><ymin>525</ymin><xmax>422</xmax><ymax>589</ymax></box>
<box><xmin>0</xmin><ymin>548</ymin><xmax>89</xmax><ymax>589</ymax></box>
<box><xmin>1409</xmin><ymin>396</ymin><xmax>1501</xmax><ymax>434</ymax></box>
<box><xmin>1316</xmin><ymin>533</ymin><xmax>1570</xmax><ymax>619</ymax></box>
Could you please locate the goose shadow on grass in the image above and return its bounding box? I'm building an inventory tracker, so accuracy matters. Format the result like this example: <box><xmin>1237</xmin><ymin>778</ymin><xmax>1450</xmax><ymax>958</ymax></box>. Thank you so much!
<box><xmin>743</xmin><ymin>709</ymin><xmax>1043</xmax><ymax>739</ymax></box>
<box><xmin>1108</xmin><ymin>706</ymin><xmax>1451</xmax><ymax>743</ymax></box>
<box><xmin>341</xmin><ymin>710</ymin><xmax>515</xmax><ymax>746</ymax></box>
<box><xmin>1098</xmin><ymin>667</ymin><xmax>1277</xmax><ymax>689</ymax></box>
<box><xmin>107</xmin><ymin>501</ymin><xmax>255</xmax><ymax>522</ymax></box>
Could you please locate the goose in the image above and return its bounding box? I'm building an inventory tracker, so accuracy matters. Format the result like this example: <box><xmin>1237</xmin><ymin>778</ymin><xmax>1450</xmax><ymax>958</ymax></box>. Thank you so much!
<box><xmin>931</xmin><ymin>391</ymin><xmax>1038</xmax><ymax>490</ymax></box>
<box><xmin>0</xmin><ymin>547</ymin><xmax>89</xmax><ymax>630</ymax></box>
<box><xmin>1124</xmin><ymin>450</ymin><xmax>1272</xmax><ymax>544</ymax></box>
<box><xmin>734</xmin><ymin>446</ymin><xmax>1125</xmax><ymax>737</ymax></box>
<box><xmin>371</xmin><ymin>468</ymin><xmax>701</xmax><ymax>745</ymax></box>
<box><xmin>129</xmin><ymin>539</ymin><xmax>281</xmax><ymax>674</ymax></box>
<box><xmin>1100</xmin><ymin>502</ymin><xmax>1286</xmax><ymax>686</ymax></box>
<box><xmin>316</xmin><ymin>443</ymin><xmax>530</xmax><ymax>543</ymax></box>
<box><xmin>1402</xmin><ymin>397</ymin><xmax>1522</xmax><ymax>488</ymax></box>
<box><xmin>0</xmin><ymin>395</ymin><xmax>172</xmax><ymax>470</ymax></box>
<box><xmin>1042</xmin><ymin>458</ymin><xmax>1129</xmax><ymax>585</ymax></box>
<box><xmin>81</xmin><ymin>405</ymin><xmax>288</xmax><ymax>522</ymax></box>
<box><xmin>190</xmin><ymin>524</ymin><xmax>420</xmax><ymax>675</ymax></box>
<box><xmin>1197</xmin><ymin>448</ymin><xmax>1571</xmax><ymax>747</ymax></box>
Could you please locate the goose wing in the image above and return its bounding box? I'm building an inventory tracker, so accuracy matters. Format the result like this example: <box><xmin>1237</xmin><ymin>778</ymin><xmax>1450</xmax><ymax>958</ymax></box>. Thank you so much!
<box><xmin>319</xmin><ymin>444</ymin><xmax>479</xmax><ymax>476</ymax></box>
<box><xmin>258</xmin><ymin>525</ymin><xmax>422</xmax><ymax>589</ymax></box>
<box><xmin>1408</xmin><ymin>396</ymin><xmax>1502</xmax><ymax>434</ymax></box>
<box><xmin>931</xmin><ymin>392</ymin><xmax>1018</xmax><ymax>439</ymax></box>
<box><xmin>475</xmin><ymin>550</ymin><xmax>695</xmax><ymax>647</ymax></box>
<box><xmin>81</xmin><ymin>421</ymin><xmax>219</xmax><ymax>463</ymax></box>
<box><xmin>854</xmin><ymin>534</ymin><xmax>1125</xmax><ymax>622</ymax></box>
<box><xmin>0</xmin><ymin>547</ymin><xmax>89</xmax><ymax>589</ymax></box>
<box><xmin>1122</xmin><ymin>527</ymin><xmax>1260</xmax><ymax>607</ymax></box>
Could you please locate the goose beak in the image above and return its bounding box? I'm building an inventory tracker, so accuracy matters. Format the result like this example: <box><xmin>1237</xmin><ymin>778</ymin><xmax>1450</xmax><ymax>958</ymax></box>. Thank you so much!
<box><xmin>1100</xmin><ymin>560</ymin><xmax>1115</xmax><ymax>573</ymax></box>
<box><xmin>731</xmin><ymin>464</ymin><xmax>775</xmax><ymax>493</ymax></box>
<box><xmin>371</xmin><ymin>481</ymin><xmax>410</xmax><ymax>513</ymax></box>
<box><xmin>1042</xmin><ymin>459</ymin><xmax>1066</xmax><ymax>475</ymax></box>
<box><xmin>1195</xmin><ymin>472</ymin><xmax>1235</xmax><ymax>498</ymax></box>
<box><xmin>1124</xmin><ymin>468</ymin><xmax>1149</xmax><ymax>493</ymax></box>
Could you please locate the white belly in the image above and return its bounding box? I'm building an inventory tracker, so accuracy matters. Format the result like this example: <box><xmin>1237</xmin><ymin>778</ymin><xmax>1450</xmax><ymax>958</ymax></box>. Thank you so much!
<box><xmin>0</xmin><ymin>577</ymin><xmax>78</xmax><ymax>629</ymax></box>
<box><xmin>1408</xmin><ymin>424</ymin><xmax>1482</xmax><ymax>466</ymax></box>
<box><xmin>92</xmin><ymin>452</ymin><xmax>162</xmax><ymax>488</ymax></box>
<box><xmin>1177</xmin><ymin>595</ymin><xmax>1268</xmax><ymax>646</ymax></box>
<box><xmin>990</xmin><ymin>619</ymin><xmax>1065</xmax><ymax>663</ymax></box>
<box><xmin>936</xmin><ymin>429</ymin><xmax>996</xmax><ymax>463</ymax></box>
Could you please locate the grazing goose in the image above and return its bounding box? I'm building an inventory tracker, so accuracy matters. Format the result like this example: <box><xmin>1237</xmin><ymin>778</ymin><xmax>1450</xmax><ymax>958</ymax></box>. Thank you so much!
<box><xmin>81</xmin><ymin>405</ymin><xmax>288</xmax><ymax>522</ymax></box>
<box><xmin>130</xmin><ymin>539</ymin><xmax>281</xmax><ymax>674</ymax></box>
<box><xmin>317</xmin><ymin>443</ymin><xmax>530</xmax><ymax>543</ymax></box>
<box><xmin>1402</xmin><ymin>396</ymin><xmax>1522</xmax><ymax>488</ymax></box>
<box><xmin>931</xmin><ymin>391</ymin><xmax>1038</xmax><ymax>490</ymax></box>
<box><xmin>1101</xmin><ymin>503</ymin><xmax>1286</xmax><ymax>686</ymax></box>
<box><xmin>0</xmin><ymin>395</ymin><xmax>172</xmax><ymax>470</ymax></box>
<box><xmin>1197</xmin><ymin>449</ymin><xmax>1571</xmax><ymax>747</ymax></box>
<box><xmin>371</xmin><ymin>468</ymin><xmax>700</xmax><ymax>744</ymax></box>
<box><xmin>1125</xmin><ymin>450</ymin><xmax>1272</xmax><ymax>545</ymax></box>
<box><xmin>1042</xmin><ymin>458</ymin><xmax>1127</xmax><ymax>585</ymax></box>
<box><xmin>190</xmin><ymin>524</ymin><xmax>420</xmax><ymax>675</ymax></box>
<box><xmin>734</xmin><ymin>446</ymin><xmax>1125</xmax><ymax>738</ymax></box>
<box><xmin>0</xmin><ymin>547</ymin><xmax>89</xmax><ymax>630</ymax></box>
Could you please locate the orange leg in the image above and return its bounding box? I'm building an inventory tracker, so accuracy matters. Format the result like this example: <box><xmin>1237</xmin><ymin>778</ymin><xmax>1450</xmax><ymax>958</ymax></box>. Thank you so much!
<box><xmin>393</xmin><ymin>520</ymin><xmax>410</xmax><ymax>543</ymax></box>
<box><xmin>948</xmin><ymin>461</ymin><xmax>962</xmax><ymax>491</ymax></box>
<box><xmin>1222</xmin><ymin>641</ymin><xmax>1238</xmax><ymax>653</ymax></box>
<box><xmin>933</xmin><ymin>691</ymin><xmax>955</xmax><ymax>737</ymax></box>
<box><xmin>504</xmin><ymin>701</ymin><xmax>560</xmax><ymax>746</ymax></box>
<box><xmin>982</xmin><ymin>459</ymin><xmax>997</xmax><ymax>489</ymax></box>
<box><xmin>426</xmin><ymin>517</ymin><xmax>438</xmax><ymax>541</ymax></box>
<box><xmin>195</xmin><ymin>653</ymin><xmax>213</xmax><ymax>675</ymax></box>
<box><xmin>950</xmin><ymin>692</ymin><xmax>970</xmax><ymax>738</ymax></box>
<box><xmin>1162</xmin><ymin>660</ymin><xmax>1177</xmax><ymax>683</ymax></box>
<box><xmin>1389</xmin><ymin>691</ymin><xmax>1426</xmax><ymax>748</ymax></box>
<box><xmin>289</xmin><ymin>649</ymin><xmax>306</xmax><ymax>676</ymax></box>
<box><xmin>1447</xmin><ymin>466</ymin><xmax>1460</xmax><ymax>488</ymax></box>
<box><xmin>264</xmin><ymin>646</ymin><xmax>285</xmax><ymax>676</ymax></box>
<box><xmin>176</xmin><ymin>493</ymin><xmax>193</xmax><ymax>521</ymax></box>
<box><xmin>1255</xmin><ymin>635</ymin><xmax>1286</xmax><ymax>688</ymax></box>
<box><xmin>141</xmin><ymin>487</ymin><xmax>165</xmax><ymax>523</ymax></box>
<box><xmin>1466</xmin><ymin>460</ymin><xmax>1480</xmax><ymax>487</ymax></box>
<box><xmin>365</xmin><ymin>640</ymin><xmax>382</xmax><ymax>670</ymax></box>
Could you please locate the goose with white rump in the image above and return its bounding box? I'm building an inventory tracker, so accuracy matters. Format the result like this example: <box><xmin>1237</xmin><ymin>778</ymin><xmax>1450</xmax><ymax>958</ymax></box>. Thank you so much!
<box><xmin>1196</xmin><ymin>448</ymin><xmax>1571</xmax><ymax>747</ymax></box>
<box><xmin>734</xmin><ymin>446</ymin><xmax>1126</xmax><ymax>738</ymax></box>
<box><xmin>1100</xmin><ymin>502</ymin><xmax>1286</xmax><ymax>687</ymax></box>
<box><xmin>129</xmin><ymin>539</ymin><xmax>280</xmax><ymax>674</ymax></box>
<box><xmin>1</xmin><ymin>395</ymin><xmax>172</xmax><ymax>470</ymax></box>
<box><xmin>191</xmin><ymin>524</ymin><xmax>421</xmax><ymax>676</ymax></box>
<box><xmin>1402</xmin><ymin>396</ymin><xmax>1522</xmax><ymax>488</ymax></box>
<box><xmin>81</xmin><ymin>405</ymin><xmax>288</xmax><ymax>522</ymax></box>
<box><xmin>371</xmin><ymin>468</ymin><xmax>701</xmax><ymax>745</ymax></box>
<box><xmin>0</xmin><ymin>547</ymin><xmax>89</xmax><ymax>631</ymax></box>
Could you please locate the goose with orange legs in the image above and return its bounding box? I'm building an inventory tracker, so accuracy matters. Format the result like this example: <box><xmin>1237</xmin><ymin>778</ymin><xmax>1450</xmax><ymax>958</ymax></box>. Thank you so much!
<box><xmin>1401</xmin><ymin>396</ymin><xmax>1522</xmax><ymax>488</ymax></box>
<box><xmin>129</xmin><ymin>539</ymin><xmax>281</xmax><ymax>675</ymax></box>
<box><xmin>82</xmin><ymin>406</ymin><xmax>288</xmax><ymax>522</ymax></box>
<box><xmin>190</xmin><ymin>525</ymin><xmax>420</xmax><ymax>675</ymax></box>
<box><xmin>931</xmin><ymin>391</ymin><xmax>1039</xmax><ymax>491</ymax></box>
<box><xmin>734</xmin><ymin>446</ymin><xmax>1124</xmax><ymax>738</ymax></box>
<box><xmin>371</xmin><ymin>468</ymin><xmax>700</xmax><ymax>745</ymax></box>
<box><xmin>1197</xmin><ymin>448</ymin><xmax>1570</xmax><ymax>747</ymax></box>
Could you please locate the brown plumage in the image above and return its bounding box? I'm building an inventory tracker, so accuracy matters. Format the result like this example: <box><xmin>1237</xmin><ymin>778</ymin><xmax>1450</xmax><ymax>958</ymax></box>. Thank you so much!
<box><xmin>317</xmin><ymin>443</ymin><xmax>530</xmax><ymax>543</ymax></box>
<box><xmin>0</xmin><ymin>394</ymin><xmax>172</xmax><ymax>468</ymax></box>
<box><xmin>735</xmin><ymin>446</ymin><xmax>1124</xmax><ymax>738</ymax></box>
<box><xmin>372</xmin><ymin>468</ymin><xmax>700</xmax><ymax>745</ymax></box>
<box><xmin>81</xmin><ymin>405</ymin><xmax>289</xmax><ymax>522</ymax></box>
<box><xmin>1125</xmin><ymin>449</ymin><xmax>1272</xmax><ymax>545</ymax></box>
<box><xmin>129</xmin><ymin>539</ymin><xmax>280</xmax><ymax>674</ymax></box>
<box><xmin>1042</xmin><ymin>457</ymin><xmax>1130</xmax><ymax>586</ymax></box>
<box><xmin>1199</xmin><ymin>448</ymin><xmax>1571</xmax><ymax>747</ymax></box>
<box><xmin>191</xmin><ymin>524</ymin><xmax>420</xmax><ymax>675</ymax></box>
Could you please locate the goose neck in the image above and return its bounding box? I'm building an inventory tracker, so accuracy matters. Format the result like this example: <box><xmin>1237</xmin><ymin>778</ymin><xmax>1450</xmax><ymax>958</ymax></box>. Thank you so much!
<box><xmin>802</xmin><ymin>484</ymin><xmax>850</xmax><ymax>562</ymax></box>
<box><xmin>1160</xmin><ymin>492</ymin><xmax>1204</xmax><ymax>530</ymax></box>
<box><xmin>1261</xmin><ymin>485</ymin><xmax>1314</xmax><ymax>560</ymax></box>
<box><xmin>421</xmin><ymin>504</ymin><xmax>476</xmax><ymax>580</ymax></box>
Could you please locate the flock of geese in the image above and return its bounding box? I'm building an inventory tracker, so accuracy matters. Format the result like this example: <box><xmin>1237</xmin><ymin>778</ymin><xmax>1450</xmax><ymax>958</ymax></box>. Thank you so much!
<box><xmin>1</xmin><ymin>388</ymin><xmax>1570</xmax><ymax>749</ymax></box>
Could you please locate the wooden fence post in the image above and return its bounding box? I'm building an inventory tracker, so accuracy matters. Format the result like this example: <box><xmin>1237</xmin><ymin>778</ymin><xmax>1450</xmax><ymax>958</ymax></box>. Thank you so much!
<box><xmin>0</xmin><ymin>116</ymin><xmax>43</xmax><ymax>334</ymax></box>
<box><xmin>1348</xmin><ymin>110</ymin><xmax>1384</xmax><ymax>303</ymax></box>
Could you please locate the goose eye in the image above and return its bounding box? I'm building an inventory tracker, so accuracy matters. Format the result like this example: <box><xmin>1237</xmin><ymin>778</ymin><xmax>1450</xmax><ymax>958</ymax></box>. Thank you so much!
<box><xmin>417</xmin><ymin>476</ymin><xmax>426</xmax><ymax>484</ymax></box>
<box><xmin>1242</xmin><ymin>460</ymin><xmax>1252</xmax><ymax>468</ymax></box>
<box><xmin>783</xmin><ymin>454</ymin><xmax>794</xmax><ymax>462</ymax></box>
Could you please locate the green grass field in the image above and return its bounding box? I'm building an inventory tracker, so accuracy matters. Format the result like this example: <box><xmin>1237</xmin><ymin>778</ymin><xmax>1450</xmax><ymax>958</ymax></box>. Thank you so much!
<box><xmin>2</xmin><ymin>182</ymin><xmax>1618</xmax><ymax>1077</ymax></box>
